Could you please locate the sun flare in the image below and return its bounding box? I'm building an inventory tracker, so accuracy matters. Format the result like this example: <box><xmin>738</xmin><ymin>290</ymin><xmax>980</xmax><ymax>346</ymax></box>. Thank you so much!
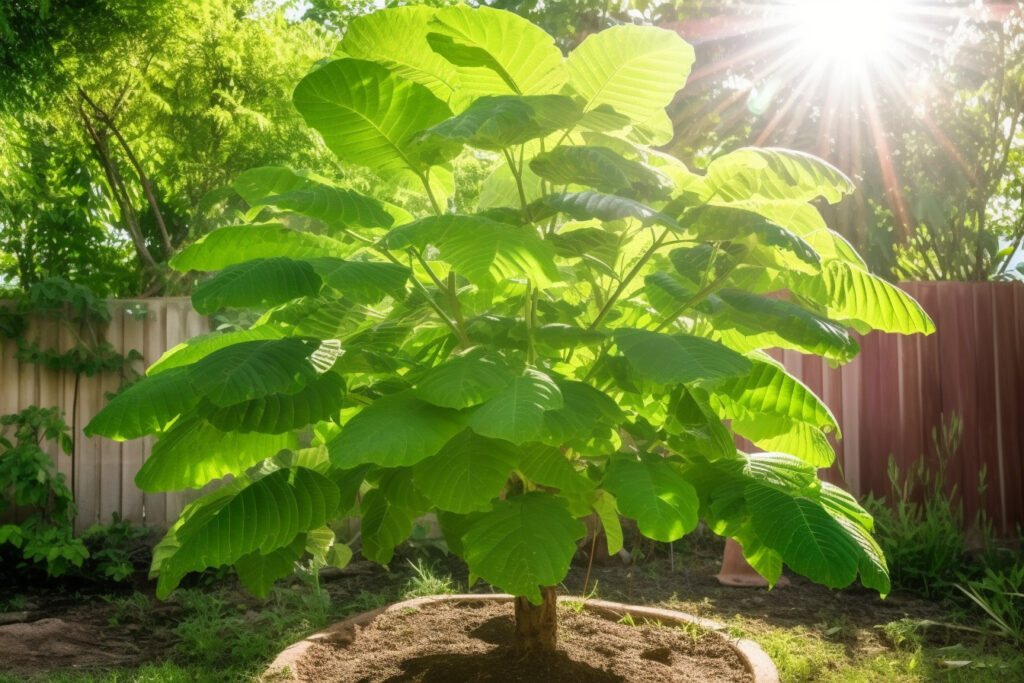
<box><xmin>787</xmin><ymin>0</ymin><xmax>903</xmax><ymax>76</ymax></box>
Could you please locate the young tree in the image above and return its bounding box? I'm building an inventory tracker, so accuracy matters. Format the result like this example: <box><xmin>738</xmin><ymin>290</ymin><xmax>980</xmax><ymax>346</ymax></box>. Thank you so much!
<box><xmin>88</xmin><ymin>5</ymin><xmax>933</xmax><ymax>655</ymax></box>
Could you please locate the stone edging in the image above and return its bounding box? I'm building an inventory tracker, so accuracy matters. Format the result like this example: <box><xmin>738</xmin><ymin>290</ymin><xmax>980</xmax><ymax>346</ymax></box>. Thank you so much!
<box><xmin>262</xmin><ymin>593</ymin><xmax>779</xmax><ymax>682</ymax></box>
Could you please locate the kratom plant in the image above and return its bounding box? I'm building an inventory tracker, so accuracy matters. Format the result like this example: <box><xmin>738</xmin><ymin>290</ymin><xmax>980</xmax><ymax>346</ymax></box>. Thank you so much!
<box><xmin>87</xmin><ymin>5</ymin><xmax>934</xmax><ymax>653</ymax></box>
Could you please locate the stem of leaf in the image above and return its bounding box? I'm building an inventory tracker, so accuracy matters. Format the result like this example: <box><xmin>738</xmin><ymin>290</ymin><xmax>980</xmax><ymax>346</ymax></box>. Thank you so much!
<box><xmin>525</xmin><ymin>281</ymin><xmax>538</xmax><ymax>365</ymax></box>
<box><xmin>503</xmin><ymin>148</ymin><xmax>530</xmax><ymax>213</ymax></box>
<box><xmin>588</xmin><ymin>228</ymin><xmax>670</xmax><ymax>331</ymax></box>
<box><xmin>447</xmin><ymin>270</ymin><xmax>468</xmax><ymax>334</ymax></box>
<box><xmin>418</xmin><ymin>169</ymin><xmax>443</xmax><ymax>216</ymax></box>
<box><xmin>652</xmin><ymin>265</ymin><xmax>736</xmax><ymax>333</ymax></box>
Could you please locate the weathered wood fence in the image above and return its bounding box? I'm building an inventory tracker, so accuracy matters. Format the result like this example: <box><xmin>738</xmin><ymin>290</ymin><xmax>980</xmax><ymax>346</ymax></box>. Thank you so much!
<box><xmin>0</xmin><ymin>298</ymin><xmax>209</xmax><ymax>533</ymax></box>
<box><xmin>790</xmin><ymin>282</ymin><xmax>1024</xmax><ymax>535</ymax></box>
<box><xmin>1</xmin><ymin>283</ymin><xmax>1022</xmax><ymax>535</ymax></box>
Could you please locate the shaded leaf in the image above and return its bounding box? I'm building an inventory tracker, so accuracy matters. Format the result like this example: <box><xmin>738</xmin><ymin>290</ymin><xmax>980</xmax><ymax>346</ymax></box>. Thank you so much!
<box><xmin>85</xmin><ymin>367</ymin><xmax>197</xmax><ymax>440</ymax></box>
<box><xmin>467</xmin><ymin>368</ymin><xmax>563</xmax><ymax>444</ymax></box>
<box><xmin>306</xmin><ymin>258</ymin><xmax>410</xmax><ymax>304</ymax></box>
<box><xmin>386</xmin><ymin>214</ymin><xmax>559</xmax><ymax>287</ymax></box>
<box><xmin>461</xmin><ymin>493</ymin><xmax>585</xmax><ymax>604</ymax></box>
<box><xmin>413</xmin><ymin>349</ymin><xmax>515</xmax><ymax>409</ymax></box>
<box><xmin>136</xmin><ymin>416</ymin><xmax>297</xmax><ymax>492</ymax></box>
<box><xmin>328</xmin><ymin>393</ymin><xmax>465</xmax><ymax>468</ymax></box>
<box><xmin>191</xmin><ymin>258</ymin><xmax>322</xmax><ymax>315</ymax></box>
<box><xmin>413</xmin><ymin>431</ymin><xmax>520</xmax><ymax>513</ymax></box>
<box><xmin>614</xmin><ymin>328</ymin><xmax>751</xmax><ymax>385</ymax></box>
<box><xmin>604</xmin><ymin>455</ymin><xmax>698</xmax><ymax>542</ymax></box>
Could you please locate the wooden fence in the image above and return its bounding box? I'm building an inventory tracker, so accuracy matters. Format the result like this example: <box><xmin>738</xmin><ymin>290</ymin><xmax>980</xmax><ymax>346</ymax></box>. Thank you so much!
<box><xmin>789</xmin><ymin>282</ymin><xmax>1024</xmax><ymax>536</ymax></box>
<box><xmin>1</xmin><ymin>283</ymin><xmax>1022</xmax><ymax>535</ymax></box>
<box><xmin>0</xmin><ymin>298</ymin><xmax>209</xmax><ymax>533</ymax></box>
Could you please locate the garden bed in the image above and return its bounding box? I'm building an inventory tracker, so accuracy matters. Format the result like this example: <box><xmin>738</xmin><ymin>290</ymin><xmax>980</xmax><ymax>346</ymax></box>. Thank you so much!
<box><xmin>269</xmin><ymin>594</ymin><xmax>772</xmax><ymax>682</ymax></box>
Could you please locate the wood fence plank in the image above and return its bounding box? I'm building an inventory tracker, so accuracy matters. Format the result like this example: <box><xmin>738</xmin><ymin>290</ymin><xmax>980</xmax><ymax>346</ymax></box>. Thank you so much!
<box><xmin>120</xmin><ymin>305</ymin><xmax>147</xmax><ymax>524</ymax></box>
<box><xmin>141</xmin><ymin>301</ymin><xmax>169</xmax><ymax>529</ymax></box>
<box><xmin>971</xmin><ymin>284</ymin><xmax>999</xmax><ymax>526</ymax></box>
<box><xmin>913</xmin><ymin>283</ymin><xmax>944</xmax><ymax>483</ymax></box>
<box><xmin>162</xmin><ymin>302</ymin><xmax>188</xmax><ymax>524</ymax></box>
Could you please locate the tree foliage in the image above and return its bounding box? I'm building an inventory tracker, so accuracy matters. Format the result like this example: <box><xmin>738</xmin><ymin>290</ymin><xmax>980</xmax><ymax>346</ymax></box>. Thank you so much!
<box><xmin>0</xmin><ymin>0</ymin><xmax>337</xmax><ymax>295</ymax></box>
<box><xmin>88</xmin><ymin>6</ymin><xmax>934</xmax><ymax>609</ymax></box>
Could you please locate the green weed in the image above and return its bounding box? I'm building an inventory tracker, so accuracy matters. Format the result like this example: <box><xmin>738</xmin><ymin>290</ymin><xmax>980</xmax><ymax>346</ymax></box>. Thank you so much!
<box><xmin>400</xmin><ymin>559</ymin><xmax>455</xmax><ymax>599</ymax></box>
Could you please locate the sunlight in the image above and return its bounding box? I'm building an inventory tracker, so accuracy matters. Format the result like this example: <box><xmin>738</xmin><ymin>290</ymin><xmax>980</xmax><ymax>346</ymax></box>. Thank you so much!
<box><xmin>786</xmin><ymin>0</ymin><xmax>903</xmax><ymax>77</ymax></box>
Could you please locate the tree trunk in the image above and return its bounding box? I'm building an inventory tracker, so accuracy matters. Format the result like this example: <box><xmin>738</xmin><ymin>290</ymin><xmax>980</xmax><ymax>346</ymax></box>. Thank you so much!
<box><xmin>513</xmin><ymin>586</ymin><xmax>557</xmax><ymax>654</ymax></box>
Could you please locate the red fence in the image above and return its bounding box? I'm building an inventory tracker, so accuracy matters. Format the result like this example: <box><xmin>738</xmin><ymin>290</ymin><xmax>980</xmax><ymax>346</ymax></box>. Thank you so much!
<box><xmin>789</xmin><ymin>282</ymin><xmax>1024</xmax><ymax>536</ymax></box>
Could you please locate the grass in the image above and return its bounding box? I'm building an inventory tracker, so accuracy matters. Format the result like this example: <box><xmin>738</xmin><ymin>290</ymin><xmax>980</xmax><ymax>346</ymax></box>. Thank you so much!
<box><xmin>4</xmin><ymin>553</ymin><xmax>1024</xmax><ymax>682</ymax></box>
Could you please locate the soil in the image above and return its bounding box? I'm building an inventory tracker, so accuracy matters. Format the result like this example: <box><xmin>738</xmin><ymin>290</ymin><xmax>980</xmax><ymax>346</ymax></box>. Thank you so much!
<box><xmin>0</xmin><ymin>534</ymin><xmax>979</xmax><ymax>680</ymax></box>
<box><xmin>295</xmin><ymin>601</ymin><xmax>752</xmax><ymax>683</ymax></box>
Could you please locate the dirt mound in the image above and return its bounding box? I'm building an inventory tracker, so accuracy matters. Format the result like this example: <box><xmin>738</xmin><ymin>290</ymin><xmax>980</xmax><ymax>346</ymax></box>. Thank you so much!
<box><xmin>0</xmin><ymin>617</ymin><xmax>143</xmax><ymax>675</ymax></box>
<box><xmin>296</xmin><ymin>601</ymin><xmax>752</xmax><ymax>682</ymax></box>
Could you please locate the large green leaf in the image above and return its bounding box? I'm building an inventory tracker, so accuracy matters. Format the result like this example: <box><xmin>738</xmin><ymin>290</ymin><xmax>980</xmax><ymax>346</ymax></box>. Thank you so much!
<box><xmin>467</xmin><ymin>368</ymin><xmax>563</xmax><ymax>444</ymax></box>
<box><xmin>413</xmin><ymin>349</ymin><xmax>515</xmax><ymax>409</ymax></box>
<box><xmin>565</xmin><ymin>24</ymin><xmax>694</xmax><ymax>126</ymax></box>
<box><xmin>518</xmin><ymin>445</ymin><xmax>592</xmax><ymax>494</ymax></box>
<box><xmin>235</xmin><ymin>535</ymin><xmax>306</xmax><ymax>599</ymax></box>
<box><xmin>540</xmin><ymin>191</ymin><xmax>678</xmax><ymax>230</ymax></box>
<box><xmin>711</xmin><ymin>355</ymin><xmax>839</xmax><ymax>433</ymax></box>
<box><xmin>788</xmin><ymin>260</ymin><xmax>935</xmax><ymax>335</ymax></box>
<box><xmin>461</xmin><ymin>493</ymin><xmax>585</xmax><ymax>604</ymax></box>
<box><xmin>820</xmin><ymin>483</ymin><xmax>889</xmax><ymax>594</ymax></box>
<box><xmin>191</xmin><ymin>258</ymin><xmax>322</xmax><ymax>315</ymax></box>
<box><xmin>412</xmin><ymin>431</ymin><xmax>519</xmax><ymax>513</ymax></box>
<box><xmin>136</xmin><ymin>417</ymin><xmax>297</xmax><ymax>492</ymax></box>
<box><xmin>188</xmin><ymin>338</ymin><xmax>321</xmax><ymax>407</ymax></box>
<box><xmin>418</xmin><ymin>95</ymin><xmax>578</xmax><ymax>151</ymax></box>
<box><xmin>530</xmin><ymin>146</ymin><xmax>670</xmax><ymax>198</ymax></box>
<box><xmin>703</xmin><ymin>148</ymin><xmax>854</xmax><ymax>205</ymax></box>
<box><xmin>614</xmin><ymin>328</ymin><xmax>751</xmax><ymax>385</ymax></box>
<box><xmin>746</xmin><ymin>482</ymin><xmax>862</xmax><ymax>589</ymax></box>
<box><xmin>148</xmin><ymin>327</ymin><xmax>285</xmax><ymax>376</ymax></box>
<box><xmin>428</xmin><ymin>6</ymin><xmax>565</xmax><ymax>102</ymax></box>
<box><xmin>666</xmin><ymin>386</ymin><xmax>736</xmax><ymax>461</ymax></box>
<box><xmin>342</xmin><ymin>5</ymin><xmax>459</xmax><ymax>102</ymax></box>
<box><xmin>715</xmin><ymin>289</ymin><xmax>859</xmax><ymax>363</ymax></box>
<box><xmin>360</xmin><ymin>468</ymin><xmax>430</xmax><ymax>564</ymax></box>
<box><xmin>305</xmin><ymin>258</ymin><xmax>409</xmax><ymax>304</ymax></box>
<box><xmin>293</xmin><ymin>59</ymin><xmax>455</xmax><ymax>180</ymax></box>
<box><xmin>713</xmin><ymin>198</ymin><xmax>866</xmax><ymax>267</ymax></box>
<box><xmin>539</xmin><ymin>380</ymin><xmax>622</xmax><ymax>449</ymax></box>
<box><xmin>730</xmin><ymin>416</ymin><xmax>836</xmax><ymax>468</ymax></box>
<box><xmin>603</xmin><ymin>455</ymin><xmax>699</xmax><ymax>542</ymax></box>
<box><xmin>262</xmin><ymin>185</ymin><xmax>395</xmax><ymax>230</ymax></box>
<box><xmin>233</xmin><ymin>166</ymin><xmax>327</xmax><ymax>206</ymax></box>
<box><xmin>85</xmin><ymin>367</ymin><xmax>197</xmax><ymax>440</ymax></box>
<box><xmin>170</xmin><ymin>224</ymin><xmax>348</xmax><ymax>272</ymax></box>
<box><xmin>328</xmin><ymin>393</ymin><xmax>465</xmax><ymax>468</ymax></box>
<box><xmin>684</xmin><ymin>206</ymin><xmax>820</xmax><ymax>270</ymax></box>
<box><xmin>592</xmin><ymin>491</ymin><xmax>623</xmax><ymax>555</ymax></box>
<box><xmin>205</xmin><ymin>371</ymin><xmax>346</xmax><ymax>435</ymax></box>
<box><xmin>154</xmin><ymin>467</ymin><xmax>340</xmax><ymax>598</ymax></box>
<box><xmin>385</xmin><ymin>214</ymin><xmax>559</xmax><ymax>287</ymax></box>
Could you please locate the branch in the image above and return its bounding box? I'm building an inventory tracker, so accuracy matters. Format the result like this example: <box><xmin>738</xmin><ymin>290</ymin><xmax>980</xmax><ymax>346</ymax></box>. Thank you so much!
<box><xmin>79</xmin><ymin>88</ymin><xmax>175</xmax><ymax>257</ymax></box>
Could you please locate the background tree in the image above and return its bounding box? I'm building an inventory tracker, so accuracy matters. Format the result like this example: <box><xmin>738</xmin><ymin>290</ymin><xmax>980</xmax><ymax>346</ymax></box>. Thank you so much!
<box><xmin>0</xmin><ymin>0</ymin><xmax>337</xmax><ymax>295</ymax></box>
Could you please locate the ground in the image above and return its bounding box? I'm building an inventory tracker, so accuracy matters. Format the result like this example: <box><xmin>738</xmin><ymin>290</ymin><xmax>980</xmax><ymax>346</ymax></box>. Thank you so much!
<box><xmin>0</xmin><ymin>532</ymin><xmax>1021</xmax><ymax>682</ymax></box>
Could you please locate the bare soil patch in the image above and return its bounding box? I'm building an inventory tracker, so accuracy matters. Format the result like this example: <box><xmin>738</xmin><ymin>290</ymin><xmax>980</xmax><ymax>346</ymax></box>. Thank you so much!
<box><xmin>296</xmin><ymin>600</ymin><xmax>752</xmax><ymax>682</ymax></box>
